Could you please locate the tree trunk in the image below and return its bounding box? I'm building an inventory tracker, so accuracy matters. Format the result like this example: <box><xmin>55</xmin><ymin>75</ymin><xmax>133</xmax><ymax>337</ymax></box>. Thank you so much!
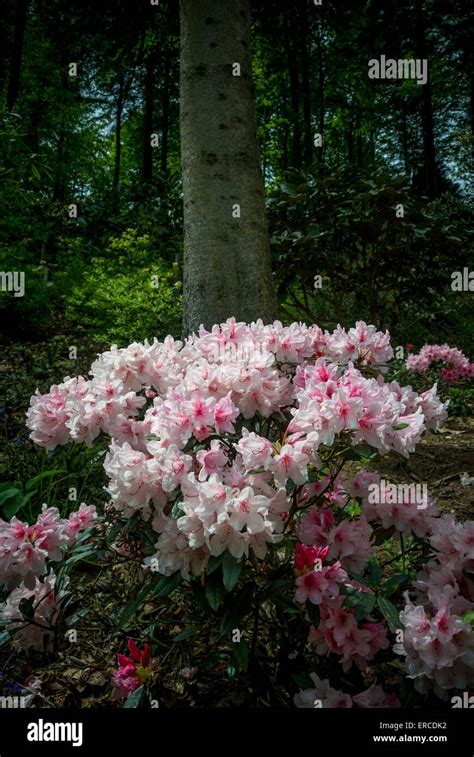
<box><xmin>161</xmin><ymin>50</ymin><xmax>170</xmax><ymax>175</ymax></box>
<box><xmin>142</xmin><ymin>56</ymin><xmax>154</xmax><ymax>184</ymax></box>
<box><xmin>400</xmin><ymin>101</ymin><xmax>410</xmax><ymax>176</ymax></box>
<box><xmin>471</xmin><ymin>74</ymin><xmax>474</xmax><ymax>165</ymax></box>
<box><xmin>415</xmin><ymin>0</ymin><xmax>439</xmax><ymax>198</ymax></box>
<box><xmin>298</xmin><ymin>1</ymin><xmax>312</xmax><ymax>166</ymax></box>
<box><xmin>180</xmin><ymin>0</ymin><xmax>277</xmax><ymax>335</ymax></box>
<box><xmin>316</xmin><ymin>18</ymin><xmax>325</xmax><ymax>164</ymax></box>
<box><xmin>283</xmin><ymin>11</ymin><xmax>302</xmax><ymax>169</ymax></box>
<box><xmin>7</xmin><ymin>0</ymin><xmax>28</xmax><ymax>110</ymax></box>
<box><xmin>52</xmin><ymin>128</ymin><xmax>66</xmax><ymax>202</ymax></box>
<box><xmin>112</xmin><ymin>74</ymin><xmax>125</xmax><ymax>212</ymax></box>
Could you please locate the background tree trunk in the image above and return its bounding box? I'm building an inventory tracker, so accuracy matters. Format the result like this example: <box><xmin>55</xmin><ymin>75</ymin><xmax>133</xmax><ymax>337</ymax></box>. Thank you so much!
<box><xmin>298</xmin><ymin>1</ymin><xmax>313</xmax><ymax>167</ymax></box>
<box><xmin>142</xmin><ymin>55</ymin><xmax>154</xmax><ymax>184</ymax></box>
<box><xmin>282</xmin><ymin>11</ymin><xmax>302</xmax><ymax>169</ymax></box>
<box><xmin>7</xmin><ymin>0</ymin><xmax>28</xmax><ymax>110</ymax></box>
<box><xmin>112</xmin><ymin>74</ymin><xmax>124</xmax><ymax>212</ymax></box>
<box><xmin>160</xmin><ymin>50</ymin><xmax>170</xmax><ymax>175</ymax></box>
<box><xmin>180</xmin><ymin>0</ymin><xmax>277</xmax><ymax>335</ymax></box>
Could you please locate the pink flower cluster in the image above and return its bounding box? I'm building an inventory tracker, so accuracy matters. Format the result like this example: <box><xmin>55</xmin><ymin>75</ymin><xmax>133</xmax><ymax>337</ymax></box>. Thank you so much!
<box><xmin>26</xmin><ymin>320</ymin><xmax>398</xmax><ymax>454</ymax></box>
<box><xmin>0</xmin><ymin>504</ymin><xmax>97</xmax><ymax>590</ymax></box>
<box><xmin>406</xmin><ymin>344</ymin><xmax>474</xmax><ymax>385</ymax></box>
<box><xmin>113</xmin><ymin>639</ymin><xmax>156</xmax><ymax>698</ymax></box>
<box><xmin>293</xmin><ymin>542</ymin><xmax>389</xmax><ymax>672</ymax></box>
<box><xmin>0</xmin><ymin>572</ymin><xmax>69</xmax><ymax>650</ymax></box>
<box><xmin>294</xmin><ymin>673</ymin><xmax>400</xmax><ymax>708</ymax></box>
<box><xmin>308</xmin><ymin>595</ymin><xmax>389</xmax><ymax>672</ymax></box>
<box><xmin>290</xmin><ymin>361</ymin><xmax>446</xmax><ymax>457</ymax></box>
<box><xmin>394</xmin><ymin>513</ymin><xmax>474</xmax><ymax>694</ymax></box>
<box><xmin>347</xmin><ymin>470</ymin><xmax>438</xmax><ymax>538</ymax></box>
<box><xmin>25</xmin><ymin>320</ymin><xmax>447</xmax><ymax>582</ymax></box>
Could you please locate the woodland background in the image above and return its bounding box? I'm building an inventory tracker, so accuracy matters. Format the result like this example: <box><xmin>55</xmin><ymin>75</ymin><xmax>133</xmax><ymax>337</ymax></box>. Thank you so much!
<box><xmin>0</xmin><ymin>0</ymin><xmax>473</xmax><ymax>708</ymax></box>
<box><xmin>0</xmin><ymin>0</ymin><xmax>472</xmax><ymax>488</ymax></box>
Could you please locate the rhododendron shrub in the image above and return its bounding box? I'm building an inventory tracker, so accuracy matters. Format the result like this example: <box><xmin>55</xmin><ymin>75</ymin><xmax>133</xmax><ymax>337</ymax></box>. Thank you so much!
<box><xmin>0</xmin><ymin>505</ymin><xmax>97</xmax><ymax>650</ymax></box>
<box><xmin>11</xmin><ymin>319</ymin><xmax>474</xmax><ymax>706</ymax></box>
<box><xmin>406</xmin><ymin>344</ymin><xmax>474</xmax><ymax>386</ymax></box>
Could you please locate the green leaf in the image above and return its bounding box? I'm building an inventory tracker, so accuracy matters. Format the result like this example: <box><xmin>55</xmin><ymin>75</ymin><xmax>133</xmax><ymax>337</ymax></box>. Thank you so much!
<box><xmin>342</xmin><ymin>591</ymin><xmax>376</xmax><ymax>622</ymax></box>
<box><xmin>461</xmin><ymin>610</ymin><xmax>474</xmax><ymax>626</ymax></box>
<box><xmin>391</xmin><ymin>423</ymin><xmax>409</xmax><ymax>430</ymax></box>
<box><xmin>154</xmin><ymin>571</ymin><xmax>183</xmax><ymax>599</ymax></box>
<box><xmin>377</xmin><ymin>596</ymin><xmax>402</xmax><ymax>630</ymax></box>
<box><xmin>4</xmin><ymin>491</ymin><xmax>36</xmax><ymax>520</ymax></box>
<box><xmin>220</xmin><ymin>584</ymin><xmax>254</xmax><ymax>636</ymax></box>
<box><xmin>118</xmin><ymin>581</ymin><xmax>155</xmax><ymax>629</ymax></box>
<box><xmin>123</xmin><ymin>685</ymin><xmax>145</xmax><ymax>708</ymax></box>
<box><xmin>204</xmin><ymin>572</ymin><xmax>226</xmax><ymax>611</ymax></box>
<box><xmin>174</xmin><ymin>627</ymin><xmax>200</xmax><ymax>641</ymax></box>
<box><xmin>0</xmin><ymin>629</ymin><xmax>18</xmax><ymax>645</ymax></box>
<box><xmin>368</xmin><ymin>558</ymin><xmax>382</xmax><ymax>586</ymax></box>
<box><xmin>346</xmin><ymin>569</ymin><xmax>370</xmax><ymax>587</ymax></box>
<box><xmin>19</xmin><ymin>596</ymin><xmax>35</xmax><ymax>620</ymax></box>
<box><xmin>306</xmin><ymin>601</ymin><xmax>320</xmax><ymax>626</ymax></box>
<box><xmin>382</xmin><ymin>573</ymin><xmax>410</xmax><ymax>596</ymax></box>
<box><xmin>222</xmin><ymin>552</ymin><xmax>242</xmax><ymax>592</ymax></box>
<box><xmin>0</xmin><ymin>488</ymin><xmax>21</xmax><ymax>508</ymax></box>
<box><xmin>64</xmin><ymin>544</ymin><xmax>96</xmax><ymax>566</ymax></box>
<box><xmin>25</xmin><ymin>470</ymin><xmax>66</xmax><ymax>491</ymax></box>
<box><xmin>354</xmin><ymin>593</ymin><xmax>376</xmax><ymax>623</ymax></box>
<box><xmin>206</xmin><ymin>554</ymin><xmax>224</xmax><ymax>576</ymax></box>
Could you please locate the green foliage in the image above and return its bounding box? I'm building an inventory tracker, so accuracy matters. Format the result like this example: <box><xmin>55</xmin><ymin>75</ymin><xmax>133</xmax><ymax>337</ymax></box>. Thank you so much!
<box><xmin>65</xmin><ymin>230</ymin><xmax>182</xmax><ymax>345</ymax></box>
<box><xmin>268</xmin><ymin>168</ymin><xmax>474</xmax><ymax>352</ymax></box>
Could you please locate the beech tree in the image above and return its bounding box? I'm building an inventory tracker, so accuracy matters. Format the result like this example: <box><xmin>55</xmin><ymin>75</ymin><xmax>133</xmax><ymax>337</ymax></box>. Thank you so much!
<box><xmin>179</xmin><ymin>0</ymin><xmax>277</xmax><ymax>335</ymax></box>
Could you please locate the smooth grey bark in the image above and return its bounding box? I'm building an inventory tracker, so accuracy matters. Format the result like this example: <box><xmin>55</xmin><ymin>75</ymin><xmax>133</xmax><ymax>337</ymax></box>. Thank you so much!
<box><xmin>180</xmin><ymin>0</ymin><xmax>277</xmax><ymax>336</ymax></box>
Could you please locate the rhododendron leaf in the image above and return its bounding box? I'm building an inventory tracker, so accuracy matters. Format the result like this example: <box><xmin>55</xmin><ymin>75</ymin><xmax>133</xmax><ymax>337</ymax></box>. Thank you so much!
<box><xmin>0</xmin><ymin>628</ymin><xmax>19</xmax><ymax>645</ymax></box>
<box><xmin>154</xmin><ymin>571</ymin><xmax>182</xmax><ymax>599</ymax></box>
<box><xmin>382</xmin><ymin>573</ymin><xmax>410</xmax><ymax>596</ymax></box>
<box><xmin>19</xmin><ymin>596</ymin><xmax>35</xmax><ymax>620</ymax></box>
<box><xmin>174</xmin><ymin>627</ymin><xmax>200</xmax><ymax>641</ymax></box>
<box><xmin>231</xmin><ymin>639</ymin><xmax>249</xmax><ymax>672</ymax></box>
<box><xmin>220</xmin><ymin>584</ymin><xmax>254</xmax><ymax>635</ymax></box>
<box><xmin>204</xmin><ymin>572</ymin><xmax>226</xmax><ymax>611</ymax></box>
<box><xmin>206</xmin><ymin>554</ymin><xmax>224</xmax><ymax>576</ymax></box>
<box><xmin>391</xmin><ymin>423</ymin><xmax>410</xmax><ymax>430</ymax></box>
<box><xmin>260</xmin><ymin>578</ymin><xmax>294</xmax><ymax>599</ymax></box>
<box><xmin>346</xmin><ymin>569</ymin><xmax>370</xmax><ymax>587</ymax></box>
<box><xmin>377</xmin><ymin>596</ymin><xmax>402</xmax><ymax>630</ymax></box>
<box><xmin>123</xmin><ymin>685</ymin><xmax>145</xmax><ymax>709</ymax></box>
<box><xmin>461</xmin><ymin>610</ymin><xmax>474</xmax><ymax>626</ymax></box>
<box><xmin>368</xmin><ymin>558</ymin><xmax>382</xmax><ymax>586</ymax></box>
<box><xmin>2</xmin><ymin>491</ymin><xmax>34</xmax><ymax>520</ymax></box>
<box><xmin>106</xmin><ymin>523</ymin><xmax>124</xmax><ymax>544</ymax></box>
<box><xmin>306</xmin><ymin>601</ymin><xmax>320</xmax><ymax>627</ymax></box>
<box><xmin>0</xmin><ymin>487</ymin><xmax>21</xmax><ymax>506</ymax></box>
<box><xmin>354</xmin><ymin>593</ymin><xmax>376</xmax><ymax>623</ymax></box>
<box><xmin>222</xmin><ymin>552</ymin><xmax>242</xmax><ymax>592</ymax></box>
<box><xmin>272</xmin><ymin>594</ymin><xmax>300</xmax><ymax>614</ymax></box>
<box><xmin>64</xmin><ymin>544</ymin><xmax>96</xmax><ymax>566</ymax></box>
<box><xmin>25</xmin><ymin>469</ymin><xmax>66</xmax><ymax>491</ymax></box>
<box><xmin>119</xmin><ymin>581</ymin><xmax>156</xmax><ymax>629</ymax></box>
<box><xmin>292</xmin><ymin>672</ymin><xmax>314</xmax><ymax>690</ymax></box>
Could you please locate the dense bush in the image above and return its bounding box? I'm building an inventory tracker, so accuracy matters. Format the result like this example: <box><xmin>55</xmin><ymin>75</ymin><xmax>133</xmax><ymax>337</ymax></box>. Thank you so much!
<box><xmin>2</xmin><ymin>319</ymin><xmax>472</xmax><ymax>708</ymax></box>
